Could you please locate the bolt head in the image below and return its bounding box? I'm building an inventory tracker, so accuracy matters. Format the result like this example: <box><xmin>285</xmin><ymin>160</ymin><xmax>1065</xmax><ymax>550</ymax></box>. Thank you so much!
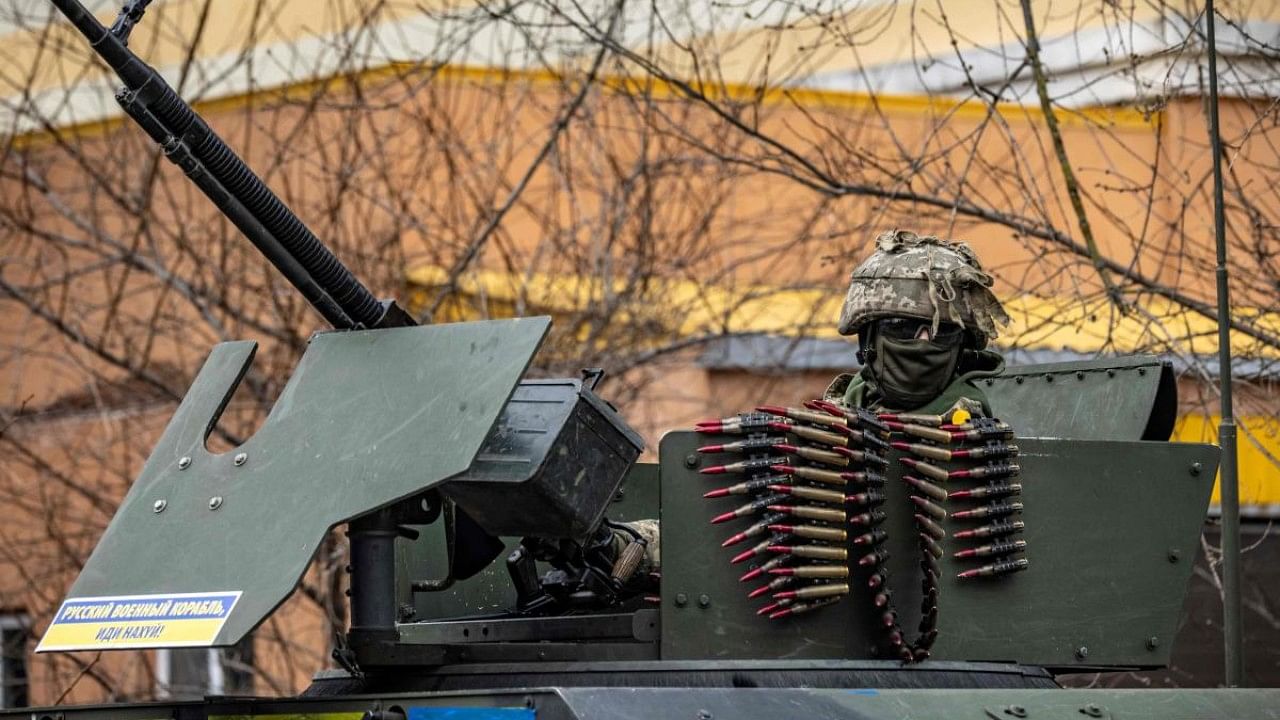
<box><xmin>177</xmin><ymin>456</ymin><xmax>192</xmax><ymax>470</ymax></box>
<box><xmin>152</xmin><ymin>499</ymin><xmax>167</xmax><ymax>513</ymax></box>
<box><xmin>698</xmin><ymin>594</ymin><xmax>711</xmax><ymax>608</ymax></box>
<box><xmin>1076</xmin><ymin>371</ymin><xmax>1085</xmax><ymax>380</ymax></box>
<box><xmin>684</xmin><ymin>454</ymin><xmax>699</xmax><ymax>469</ymax></box>
<box><xmin>233</xmin><ymin>452</ymin><xmax>248</xmax><ymax>467</ymax></box>
<box><xmin>208</xmin><ymin>496</ymin><xmax>223</xmax><ymax>510</ymax></box>
<box><xmin>1167</xmin><ymin>548</ymin><xmax>1181</xmax><ymax>563</ymax></box>
<box><xmin>1146</xmin><ymin>636</ymin><xmax>1160</xmax><ymax>650</ymax></box>
<box><xmin>1190</xmin><ymin>462</ymin><xmax>1203</xmax><ymax>476</ymax></box>
<box><xmin>1015</xmin><ymin>376</ymin><xmax>1025</xmax><ymax>384</ymax></box>
<box><xmin>675</xmin><ymin>592</ymin><xmax>689</xmax><ymax>607</ymax></box>
<box><xmin>1075</xmin><ymin>645</ymin><xmax>1089</xmax><ymax>660</ymax></box>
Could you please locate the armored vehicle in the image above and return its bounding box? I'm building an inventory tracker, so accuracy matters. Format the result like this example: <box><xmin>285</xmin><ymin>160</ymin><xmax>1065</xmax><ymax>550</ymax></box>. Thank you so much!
<box><xmin>14</xmin><ymin>2</ymin><xmax>1280</xmax><ymax>718</ymax></box>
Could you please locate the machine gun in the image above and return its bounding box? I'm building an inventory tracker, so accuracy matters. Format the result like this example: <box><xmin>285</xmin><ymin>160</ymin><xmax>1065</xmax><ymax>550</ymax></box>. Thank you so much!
<box><xmin>38</xmin><ymin>0</ymin><xmax>646</xmax><ymax>667</ymax></box>
<box><xmin>51</xmin><ymin>0</ymin><xmax>410</xmax><ymax>331</ymax></box>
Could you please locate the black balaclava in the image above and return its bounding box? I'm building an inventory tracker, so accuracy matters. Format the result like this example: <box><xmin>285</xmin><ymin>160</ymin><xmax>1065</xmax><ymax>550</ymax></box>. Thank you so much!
<box><xmin>858</xmin><ymin>322</ymin><xmax>963</xmax><ymax>410</ymax></box>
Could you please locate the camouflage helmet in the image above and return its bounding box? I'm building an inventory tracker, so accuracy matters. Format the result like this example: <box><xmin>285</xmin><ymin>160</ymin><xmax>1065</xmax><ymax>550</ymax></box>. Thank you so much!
<box><xmin>837</xmin><ymin>229</ymin><xmax>1010</xmax><ymax>347</ymax></box>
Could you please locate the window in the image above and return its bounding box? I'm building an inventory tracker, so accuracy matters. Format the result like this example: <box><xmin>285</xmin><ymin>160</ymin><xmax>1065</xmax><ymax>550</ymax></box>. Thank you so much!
<box><xmin>156</xmin><ymin>640</ymin><xmax>253</xmax><ymax>698</ymax></box>
<box><xmin>0</xmin><ymin>614</ymin><xmax>28</xmax><ymax>709</ymax></box>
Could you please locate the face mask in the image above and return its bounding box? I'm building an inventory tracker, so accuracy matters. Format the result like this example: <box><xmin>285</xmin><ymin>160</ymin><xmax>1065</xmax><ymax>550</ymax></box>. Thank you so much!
<box><xmin>867</xmin><ymin>334</ymin><xmax>962</xmax><ymax>409</ymax></box>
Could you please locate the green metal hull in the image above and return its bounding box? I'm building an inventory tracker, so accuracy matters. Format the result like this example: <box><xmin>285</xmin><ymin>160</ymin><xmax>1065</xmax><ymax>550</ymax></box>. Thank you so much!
<box><xmin>7</xmin><ymin>682</ymin><xmax>1280</xmax><ymax>720</ymax></box>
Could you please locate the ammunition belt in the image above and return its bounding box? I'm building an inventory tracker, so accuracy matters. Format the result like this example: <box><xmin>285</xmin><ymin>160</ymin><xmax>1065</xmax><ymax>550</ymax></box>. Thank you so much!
<box><xmin>696</xmin><ymin>402</ymin><xmax>1029</xmax><ymax>663</ymax></box>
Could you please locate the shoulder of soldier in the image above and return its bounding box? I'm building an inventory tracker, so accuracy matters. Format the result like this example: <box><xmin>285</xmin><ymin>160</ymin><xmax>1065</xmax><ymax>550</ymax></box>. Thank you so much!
<box><xmin>948</xmin><ymin>393</ymin><xmax>990</xmax><ymax>419</ymax></box>
<box><xmin>914</xmin><ymin>375</ymin><xmax>994</xmax><ymax>418</ymax></box>
<box><xmin>823</xmin><ymin>373</ymin><xmax>858</xmax><ymax>404</ymax></box>
<box><xmin>946</xmin><ymin>349</ymin><xmax>1005</xmax><ymax>418</ymax></box>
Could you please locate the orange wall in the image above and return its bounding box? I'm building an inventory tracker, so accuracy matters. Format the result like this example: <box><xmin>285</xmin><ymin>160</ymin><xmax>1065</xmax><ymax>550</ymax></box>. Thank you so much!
<box><xmin>2</xmin><ymin>69</ymin><xmax>1277</xmax><ymax>703</ymax></box>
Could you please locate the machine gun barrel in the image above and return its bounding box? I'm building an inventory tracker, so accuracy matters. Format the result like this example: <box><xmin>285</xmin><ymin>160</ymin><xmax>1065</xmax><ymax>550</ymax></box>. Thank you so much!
<box><xmin>49</xmin><ymin>0</ymin><xmax>400</xmax><ymax>330</ymax></box>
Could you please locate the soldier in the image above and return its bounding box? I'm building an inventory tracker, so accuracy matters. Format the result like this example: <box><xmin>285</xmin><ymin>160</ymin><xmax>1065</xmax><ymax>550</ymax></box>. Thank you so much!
<box><xmin>615</xmin><ymin>230</ymin><xmax>1010</xmax><ymax>583</ymax></box>
<box><xmin>825</xmin><ymin>229</ymin><xmax>1010</xmax><ymax>417</ymax></box>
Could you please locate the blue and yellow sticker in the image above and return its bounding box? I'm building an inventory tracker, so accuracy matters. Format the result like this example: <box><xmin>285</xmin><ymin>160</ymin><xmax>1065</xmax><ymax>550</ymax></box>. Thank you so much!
<box><xmin>37</xmin><ymin>591</ymin><xmax>242</xmax><ymax>652</ymax></box>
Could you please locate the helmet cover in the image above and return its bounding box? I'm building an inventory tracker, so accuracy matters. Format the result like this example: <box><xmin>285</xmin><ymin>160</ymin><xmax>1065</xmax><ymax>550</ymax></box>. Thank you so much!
<box><xmin>837</xmin><ymin>229</ymin><xmax>1009</xmax><ymax>346</ymax></box>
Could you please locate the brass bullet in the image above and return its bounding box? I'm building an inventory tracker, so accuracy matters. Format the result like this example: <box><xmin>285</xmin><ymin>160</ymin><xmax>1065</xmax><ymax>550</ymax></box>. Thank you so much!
<box><xmin>773</xmin><ymin>583</ymin><xmax>850</xmax><ymax>601</ymax></box>
<box><xmin>847</xmin><ymin>490</ymin><xmax>887</xmax><ymax>507</ymax></box>
<box><xmin>774</xmin><ymin>443</ymin><xmax>849</xmax><ymax>468</ymax></box>
<box><xmin>952</xmin><ymin>519</ymin><xmax>1025</xmax><ymax>539</ymax></box>
<box><xmin>747</xmin><ymin>576</ymin><xmax>794</xmax><ymax>599</ymax></box>
<box><xmin>730</xmin><ymin>536</ymin><xmax>779</xmax><ymax>565</ymax></box>
<box><xmin>951</xmin><ymin>501</ymin><xmax>1023</xmax><ymax>520</ymax></box>
<box><xmin>739</xmin><ymin>554</ymin><xmax>788</xmax><ymax>583</ymax></box>
<box><xmin>858</xmin><ymin>549</ymin><xmax>890</xmax><ymax>567</ymax></box>
<box><xmin>951</xmin><ymin>442</ymin><xmax>1018</xmax><ymax>460</ymax></box>
<box><xmin>899</xmin><ymin>457</ymin><xmax>950</xmax><ymax>483</ymax></box>
<box><xmin>767</xmin><ymin>596</ymin><xmax>842</xmax><ymax>619</ymax></box>
<box><xmin>771</xmin><ymin>464</ymin><xmax>852</xmax><ymax>486</ymax></box>
<box><xmin>903</xmin><ymin>475</ymin><xmax>948</xmax><ymax>502</ymax></box>
<box><xmin>700</xmin><ymin>456</ymin><xmax>791</xmax><ymax>475</ymax></box>
<box><xmin>892</xmin><ymin>441</ymin><xmax>953</xmax><ymax>462</ymax></box>
<box><xmin>832</xmin><ymin>447</ymin><xmax>889</xmax><ymax>468</ymax></box>
<box><xmin>947</xmin><ymin>482</ymin><xmax>1022</xmax><ymax>500</ymax></box>
<box><xmin>720</xmin><ymin>512</ymin><xmax>788</xmax><ymax>547</ymax></box>
<box><xmin>914</xmin><ymin>513</ymin><xmax>946</xmax><ymax>539</ymax></box>
<box><xmin>850</xmin><ymin>509</ymin><xmax>888</xmax><ymax>527</ymax></box>
<box><xmin>954</xmin><ymin>539</ymin><xmax>1027</xmax><ymax>559</ymax></box>
<box><xmin>769</xmin><ymin>564</ymin><xmax>849</xmax><ymax>579</ymax></box>
<box><xmin>710</xmin><ymin>492</ymin><xmax>789</xmax><ymax>524</ymax></box>
<box><xmin>767</xmin><ymin>544</ymin><xmax>847</xmax><ymax>561</ymax></box>
<box><xmin>767</xmin><ymin>504</ymin><xmax>848</xmax><ymax>523</ymax></box>
<box><xmin>772</xmin><ymin>422</ymin><xmax>848</xmax><ymax>448</ymax></box>
<box><xmin>767</xmin><ymin>523</ymin><xmax>847</xmax><ymax>542</ymax></box>
<box><xmin>957</xmin><ymin>557</ymin><xmax>1029</xmax><ymax>579</ymax></box>
<box><xmin>883</xmin><ymin>421</ymin><xmax>953</xmax><ymax>444</ymax></box>
<box><xmin>910</xmin><ymin>495</ymin><xmax>948</xmax><ymax>520</ymax></box>
<box><xmin>695</xmin><ymin>412</ymin><xmax>776</xmax><ymax>434</ymax></box>
<box><xmin>805</xmin><ymin>401</ymin><xmax>891</xmax><ymax>434</ymax></box>
<box><xmin>769</xmin><ymin>484</ymin><xmax>846</xmax><ymax>505</ymax></box>
<box><xmin>948</xmin><ymin>462</ymin><xmax>1021</xmax><ymax>481</ymax></box>
<box><xmin>878</xmin><ymin>412</ymin><xmax>946</xmax><ymax>427</ymax></box>
<box><xmin>853</xmin><ymin>529</ymin><xmax>888</xmax><ymax>546</ymax></box>
<box><xmin>703</xmin><ymin>474</ymin><xmax>792</xmax><ymax>498</ymax></box>
<box><xmin>918</xmin><ymin>533</ymin><xmax>944</xmax><ymax>559</ymax></box>
<box><xmin>756</xmin><ymin>405</ymin><xmax>847</xmax><ymax>429</ymax></box>
<box><xmin>698</xmin><ymin>436</ymin><xmax>788</xmax><ymax>454</ymax></box>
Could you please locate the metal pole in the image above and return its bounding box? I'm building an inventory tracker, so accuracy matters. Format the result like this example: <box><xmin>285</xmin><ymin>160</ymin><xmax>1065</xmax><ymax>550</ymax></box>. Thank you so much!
<box><xmin>348</xmin><ymin>508</ymin><xmax>400</xmax><ymax>636</ymax></box>
<box><xmin>1205</xmin><ymin>0</ymin><xmax>1244</xmax><ymax>687</ymax></box>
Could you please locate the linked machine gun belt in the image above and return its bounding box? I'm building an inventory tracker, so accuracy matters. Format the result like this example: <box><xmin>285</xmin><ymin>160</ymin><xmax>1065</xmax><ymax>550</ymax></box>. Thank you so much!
<box><xmin>17</xmin><ymin>1</ymin><xmax>1277</xmax><ymax>719</ymax></box>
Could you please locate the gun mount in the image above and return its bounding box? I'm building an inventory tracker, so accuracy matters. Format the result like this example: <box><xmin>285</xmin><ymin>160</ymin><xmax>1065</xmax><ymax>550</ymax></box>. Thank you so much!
<box><xmin>38</xmin><ymin>0</ymin><xmax>646</xmax><ymax>660</ymax></box>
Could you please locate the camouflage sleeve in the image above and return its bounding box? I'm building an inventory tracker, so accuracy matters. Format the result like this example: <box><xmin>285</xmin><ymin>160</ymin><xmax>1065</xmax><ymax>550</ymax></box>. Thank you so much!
<box><xmin>822</xmin><ymin>373</ymin><xmax>856</xmax><ymax>405</ymax></box>
<box><xmin>609</xmin><ymin>519</ymin><xmax>660</xmax><ymax>574</ymax></box>
<box><xmin>949</xmin><ymin>396</ymin><xmax>989</xmax><ymax>420</ymax></box>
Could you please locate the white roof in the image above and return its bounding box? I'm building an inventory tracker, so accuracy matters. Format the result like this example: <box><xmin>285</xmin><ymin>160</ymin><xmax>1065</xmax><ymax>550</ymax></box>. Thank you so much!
<box><xmin>3</xmin><ymin>0</ymin><xmax>1277</xmax><ymax>136</ymax></box>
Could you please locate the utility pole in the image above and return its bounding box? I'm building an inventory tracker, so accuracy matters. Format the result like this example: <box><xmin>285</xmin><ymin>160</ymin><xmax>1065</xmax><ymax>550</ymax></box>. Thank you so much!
<box><xmin>1204</xmin><ymin>0</ymin><xmax>1244</xmax><ymax>688</ymax></box>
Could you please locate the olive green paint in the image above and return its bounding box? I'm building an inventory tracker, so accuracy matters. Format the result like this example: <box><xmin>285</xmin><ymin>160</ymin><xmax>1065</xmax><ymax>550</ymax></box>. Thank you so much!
<box><xmin>60</xmin><ymin>319</ymin><xmax>549</xmax><ymax>647</ymax></box>
<box><xmin>661</xmin><ymin>431</ymin><xmax>1217</xmax><ymax>668</ymax></box>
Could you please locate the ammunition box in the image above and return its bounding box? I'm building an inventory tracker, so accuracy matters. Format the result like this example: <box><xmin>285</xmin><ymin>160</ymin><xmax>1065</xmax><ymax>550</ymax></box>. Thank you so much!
<box><xmin>442</xmin><ymin>378</ymin><xmax>644</xmax><ymax>541</ymax></box>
